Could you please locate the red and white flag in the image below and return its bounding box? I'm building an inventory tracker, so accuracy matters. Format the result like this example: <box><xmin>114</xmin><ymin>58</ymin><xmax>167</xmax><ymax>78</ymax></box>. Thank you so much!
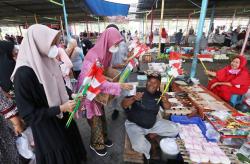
<box><xmin>82</xmin><ymin>62</ymin><xmax>106</xmax><ymax>101</ymax></box>
<box><xmin>169</xmin><ymin>52</ymin><xmax>183</xmax><ymax>76</ymax></box>
<box><xmin>198</xmin><ymin>54</ymin><xmax>213</xmax><ymax>62</ymax></box>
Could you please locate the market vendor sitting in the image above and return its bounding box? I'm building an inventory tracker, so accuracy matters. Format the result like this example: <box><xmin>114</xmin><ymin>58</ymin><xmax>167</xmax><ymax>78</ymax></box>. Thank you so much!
<box><xmin>206</xmin><ymin>55</ymin><xmax>249</xmax><ymax>103</ymax></box>
<box><xmin>121</xmin><ymin>72</ymin><xmax>179</xmax><ymax>160</ymax></box>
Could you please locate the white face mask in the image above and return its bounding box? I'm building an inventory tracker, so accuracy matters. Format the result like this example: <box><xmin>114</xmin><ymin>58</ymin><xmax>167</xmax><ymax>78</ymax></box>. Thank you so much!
<box><xmin>109</xmin><ymin>45</ymin><xmax>119</xmax><ymax>53</ymax></box>
<box><xmin>48</xmin><ymin>45</ymin><xmax>59</xmax><ymax>58</ymax></box>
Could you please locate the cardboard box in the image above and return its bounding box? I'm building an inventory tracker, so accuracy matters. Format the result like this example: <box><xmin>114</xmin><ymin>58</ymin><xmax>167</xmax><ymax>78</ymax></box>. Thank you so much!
<box><xmin>142</xmin><ymin>53</ymin><xmax>152</xmax><ymax>63</ymax></box>
<box><xmin>94</xmin><ymin>67</ymin><xmax>120</xmax><ymax>105</ymax></box>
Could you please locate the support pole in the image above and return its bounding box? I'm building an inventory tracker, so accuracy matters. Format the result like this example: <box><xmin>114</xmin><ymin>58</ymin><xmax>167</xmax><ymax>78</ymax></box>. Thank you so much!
<box><xmin>207</xmin><ymin>2</ymin><xmax>215</xmax><ymax>36</ymax></box>
<box><xmin>176</xmin><ymin>16</ymin><xmax>179</xmax><ymax>32</ymax></box>
<box><xmin>34</xmin><ymin>13</ymin><xmax>38</xmax><ymax>24</ymax></box>
<box><xmin>60</xmin><ymin>16</ymin><xmax>65</xmax><ymax>43</ymax></box>
<box><xmin>74</xmin><ymin>23</ymin><xmax>77</xmax><ymax>35</ymax></box>
<box><xmin>19</xmin><ymin>25</ymin><xmax>23</xmax><ymax>36</ymax></box>
<box><xmin>190</xmin><ymin>0</ymin><xmax>208</xmax><ymax>78</ymax></box>
<box><xmin>142</xmin><ymin>15</ymin><xmax>145</xmax><ymax>42</ymax></box>
<box><xmin>240</xmin><ymin>23</ymin><xmax>250</xmax><ymax>55</ymax></box>
<box><xmin>144</xmin><ymin>11</ymin><xmax>152</xmax><ymax>43</ymax></box>
<box><xmin>61</xmin><ymin>0</ymin><xmax>70</xmax><ymax>40</ymax></box>
<box><xmin>186</xmin><ymin>14</ymin><xmax>191</xmax><ymax>35</ymax></box>
<box><xmin>0</xmin><ymin>28</ymin><xmax>2</xmax><ymax>40</ymax></box>
<box><xmin>158</xmin><ymin>0</ymin><xmax>165</xmax><ymax>55</ymax></box>
<box><xmin>86</xmin><ymin>21</ymin><xmax>89</xmax><ymax>38</ymax></box>
<box><xmin>231</xmin><ymin>9</ymin><xmax>237</xmax><ymax>28</ymax></box>
<box><xmin>98</xmin><ymin>17</ymin><xmax>100</xmax><ymax>34</ymax></box>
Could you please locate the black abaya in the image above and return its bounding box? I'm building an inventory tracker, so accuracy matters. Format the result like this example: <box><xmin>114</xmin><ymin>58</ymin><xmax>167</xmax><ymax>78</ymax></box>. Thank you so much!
<box><xmin>14</xmin><ymin>66</ymin><xmax>86</xmax><ymax>164</ymax></box>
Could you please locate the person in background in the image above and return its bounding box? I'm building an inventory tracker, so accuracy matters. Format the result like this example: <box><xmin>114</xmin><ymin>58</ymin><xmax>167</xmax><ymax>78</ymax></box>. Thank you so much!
<box><xmin>206</xmin><ymin>55</ymin><xmax>249</xmax><ymax>102</ymax></box>
<box><xmin>127</xmin><ymin>30</ymin><xmax>132</xmax><ymax>41</ymax></box>
<box><xmin>121</xmin><ymin>30</ymin><xmax>126</xmax><ymax>40</ymax></box>
<box><xmin>200</xmin><ymin>32</ymin><xmax>208</xmax><ymax>50</ymax></box>
<box><xmin>0</xmin><ymin>41</ymin><xmax>24</xmax><ymax>164</ymax></box>
<box><xmin>77</xmin><ymin>27</ymin><xmax>132</xmax><ymax>156</ymax></box>
<box><xmin>80</xmin><ymin>32</ymin><xmax>93</xmax><ymax>56</ymax></box>
<box><xmin>12</xmin><ymin>24</ymin><xmax>86</xmax><ymax>164</ymax></box>
<box><xmin>66</xmin><ymin>38</ymin><xmax>84</xmax><ymax>79</ymax></box>
<box><xmin>187</xmin><ymin>27</ymin><xmax>196</xmax><ymax>47</ymax></box>
<box><xmin>121</xmin><ymin>72</ymin><xmax>179</xmax><ymax>160</ymax></box>
<box><xmin>160</xmin><ymin>28</ymin><xmax>168</xmax><ymax>53</ymax></box>
<box><xmin>175</xmin><ymin>29</ymin><xmax>183</xmax><ymax>45</ymax></box>
<box><xmin>57</xmin><ymin>47</ymin><xmax>74</xmax><ymax>90</ymax></box>
<box><xmin>106</xmin><ymin>24</ymin><xmax>129</xmax><ymax>120</ymax></box>
<box><xmin>231</xmin><ymin>29</ymin><xmax>239</xmax><ymax>46</ymax></box>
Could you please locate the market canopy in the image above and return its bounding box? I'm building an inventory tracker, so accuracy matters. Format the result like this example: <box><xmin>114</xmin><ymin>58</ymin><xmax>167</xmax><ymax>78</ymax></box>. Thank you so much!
<box><xmin>0</xmin><ymin>0</ymin><xmax>100</xmax><ymax>26</ymax></box>
<box><xmin>84</xmin><ymin>0</ymin><xmax>130</xmax><ymax>16</ymax></box>
<box><xmin>135</xmin><ymin>0</ymin><xmax>250</xmax><ymax>19</ymax></box>
<box><xmin>0</xmin><ymin>0</ymin><xmax>249</xmax><ymax>25</ymax></box>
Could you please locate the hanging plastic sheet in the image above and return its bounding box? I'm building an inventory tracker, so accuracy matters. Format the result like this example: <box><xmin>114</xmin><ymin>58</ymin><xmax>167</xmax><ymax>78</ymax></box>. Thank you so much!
<box><xmin>84</xmin><ymin>0</ymin><xmax>130</xmax><ymax>16</ymax></box>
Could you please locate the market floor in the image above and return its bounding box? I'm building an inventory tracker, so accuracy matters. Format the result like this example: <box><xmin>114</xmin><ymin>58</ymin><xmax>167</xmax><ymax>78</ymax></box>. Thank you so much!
<box><xmin>76</xmin><ymin>60</ymin><xmax>250</xmax><ymax>164</ymax></box>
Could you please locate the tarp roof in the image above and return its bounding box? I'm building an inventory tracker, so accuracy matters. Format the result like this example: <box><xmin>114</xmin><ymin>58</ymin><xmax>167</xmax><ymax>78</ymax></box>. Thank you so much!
<box><xmin>135</xmin><ymin>0</ymin><xmax>250</xmax><ymax>19</ymax></box>
<box><xmin>0</xmin><ymin>0</ymin><xmax>249</xmax><ymax>26</ymax></box>
<box><xmin>0</xmin><ymin>0</ymin><xmax>99</xmax><ymax>26</ymax></box>
<box><xmin>85</xmin><ymin>0</ymin><xmax>130</xmax><ymax>16</ymax></box>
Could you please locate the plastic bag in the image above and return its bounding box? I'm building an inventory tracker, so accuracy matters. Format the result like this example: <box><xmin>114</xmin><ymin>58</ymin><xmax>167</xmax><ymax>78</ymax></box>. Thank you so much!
<box><xmin>16</xmin><ymin>127</ymin><xmax>35</xmax><ymax>159</ymax></box>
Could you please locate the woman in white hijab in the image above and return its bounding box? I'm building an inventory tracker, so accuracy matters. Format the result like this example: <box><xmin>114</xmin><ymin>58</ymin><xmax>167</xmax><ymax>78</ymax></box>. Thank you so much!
<box><xmin>12</xmin><ymin>24</ymin><xmax>86</xmax><ymax>164</ymax></box>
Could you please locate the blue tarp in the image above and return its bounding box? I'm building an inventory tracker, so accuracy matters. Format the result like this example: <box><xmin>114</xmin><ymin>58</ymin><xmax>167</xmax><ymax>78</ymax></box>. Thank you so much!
<box><xmin>84</xmin><ymin>0</ymin><xmax>130</xmax><ymax>16</ymax></box>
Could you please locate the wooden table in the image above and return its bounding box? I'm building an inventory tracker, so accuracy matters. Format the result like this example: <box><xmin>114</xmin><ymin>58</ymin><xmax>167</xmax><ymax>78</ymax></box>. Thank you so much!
<box><xmin>172</xmin><ymin>82</ymin><xmax>249</xmax><ymax>140</ymax></box>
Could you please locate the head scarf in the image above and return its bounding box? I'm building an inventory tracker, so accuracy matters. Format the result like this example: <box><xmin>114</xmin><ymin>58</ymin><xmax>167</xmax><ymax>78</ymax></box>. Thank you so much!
<box><xmin>11</xmin><ymin>24</ymin><xmax>69</xmax><ymax>107</ymax></box>
<box><xmin>228</xmin><ymin>55</ymin><xmax>247</xmax><ymax>74</ymax></box>
<box><xmin>84</xmin><ymin>27</ymin><xmax>123</xmax><ymax>68</ymax></box>
<box><xmin>65</xmin><ymin>38</ymin><xmax>77</xmax><ymax>58</ymax></box>
<box><xmin>0</xmin><ymin>41</ymin><xmax>15</xmax><ymax>92</ymax></box>
<box><xmin>161</xmin><ymin>28</ymin><xmax>167</xmax><ymax>38</ymax></box>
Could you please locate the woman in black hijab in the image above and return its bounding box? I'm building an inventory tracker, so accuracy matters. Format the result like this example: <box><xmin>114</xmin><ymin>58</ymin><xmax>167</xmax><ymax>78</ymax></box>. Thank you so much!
<box><xmin>0</xmin><ymin>41</ymin><xmax>24</xmax><ymax>164</ymax></box>
<box><xmin>0</xmin><ymin>41</ymin><xmax>18</xmax><ymax>92</ymax></box>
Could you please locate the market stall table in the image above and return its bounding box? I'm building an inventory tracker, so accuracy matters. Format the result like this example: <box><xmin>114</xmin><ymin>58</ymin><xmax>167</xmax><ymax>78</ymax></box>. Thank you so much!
<box><xmin>172</xmin><ymin>81</ymin><xmax>250</xmax><ymax>141</ymax></box>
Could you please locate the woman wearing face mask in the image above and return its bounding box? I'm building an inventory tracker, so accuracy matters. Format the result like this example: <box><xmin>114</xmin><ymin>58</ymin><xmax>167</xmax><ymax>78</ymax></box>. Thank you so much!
<box><xmin>12</xmin><ymin>24</ymin><xmax>86</xmax><ymax>164</ymax></box>
<box><xmin>0</xmin><ymin>41</ymin><xmax>24</xmax><ymax>164</ymax></box>
<box><xmin>206</xmin><ymin>55</ymin><xmax>249</xmax><ymax>102</ymax></box>
<box><xmin>78</xmin><ymin>27</ymin><xmax>132</xmax><ymax>156</ymax></box>
<box><xmin>66</xmin><ymin>38</ymin><xmax>84</xmax><ymax>79</ymax></box>
<box><xmin>56</xmin><ymin>47</ymin><xmax>74</xmax><ymax>90</ymax></box>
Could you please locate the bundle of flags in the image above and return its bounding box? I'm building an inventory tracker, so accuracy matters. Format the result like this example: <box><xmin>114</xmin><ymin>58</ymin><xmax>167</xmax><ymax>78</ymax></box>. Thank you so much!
<box><xmin>81</xmin><ymin>61</ymin><xmax>106</xmax><ymax>101</ymax></box>
<box><xmin>157</xmin><ymin>51</ymin><xmax>183</xmax><ymax>104</ymax></box>
<box><xmin>119</xmin><ymin>43</ymin><xmax>149</xmax><ymax>82</ymax></box>
<box><xmin>66</xmin><ymin>61</ymin><xmax>106</xmax><ymax>127</ymax></box>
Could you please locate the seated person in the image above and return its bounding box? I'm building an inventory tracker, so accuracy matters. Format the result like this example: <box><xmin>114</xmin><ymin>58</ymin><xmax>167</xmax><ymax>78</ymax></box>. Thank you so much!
<box><xmin>121</xmin><ymin>72</ymin><xmax>179</xmax><ymax>160</ymax></box>
<box><xmin>206</xmin><ymin>55</ymin><xmax>249</xmax><ymax>102</ymax></box>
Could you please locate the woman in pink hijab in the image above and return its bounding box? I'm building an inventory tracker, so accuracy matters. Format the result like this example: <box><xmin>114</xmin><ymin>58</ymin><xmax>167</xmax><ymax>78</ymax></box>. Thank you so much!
<box><xmin>78</xmin><ymin>27</ymin><xmax>132</xmax><ymax>156</ymax></box>
<box><xmin>12</xmin><ymin>24</ymin><xmax>86</xmax><ymax>164</ymax></box>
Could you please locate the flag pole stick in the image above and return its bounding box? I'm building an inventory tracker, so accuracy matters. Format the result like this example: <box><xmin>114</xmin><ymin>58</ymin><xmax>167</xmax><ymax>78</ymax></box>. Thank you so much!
<box><xmin>199</xmin><ymin>58</ymin><xmax>207</xmax><ymax>71</ymax></box>
<box><xmin>157</xmin><ymin>76</ymin><xmax>173</xmax><ymax>104</ymax></box>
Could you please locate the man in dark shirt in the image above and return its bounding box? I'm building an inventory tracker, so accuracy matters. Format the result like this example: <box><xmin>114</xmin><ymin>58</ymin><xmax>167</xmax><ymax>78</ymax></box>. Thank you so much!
<box><xmin>121</xmin><ymin>72</ymin><xmax>179</xmax><ymax>159</ymax></box>
<box><xmin>80</xmin><ymin>33</ymin><xmax>93</xmax><ymax>56</ymax></box>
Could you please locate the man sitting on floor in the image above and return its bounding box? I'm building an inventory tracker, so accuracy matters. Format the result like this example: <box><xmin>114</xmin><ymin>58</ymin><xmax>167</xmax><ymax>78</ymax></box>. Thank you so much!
<box><xmin>121</xmin><ymin>72</ymin><xmax>179</xmax><ymax>160</ymax></box>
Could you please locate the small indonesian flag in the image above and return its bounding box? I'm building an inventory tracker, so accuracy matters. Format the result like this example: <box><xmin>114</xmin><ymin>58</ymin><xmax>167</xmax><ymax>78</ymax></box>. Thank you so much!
<box><xmin>169</xmin><ymin>52</ymin><xmax>183</xmax><ymax>76</ymax></box>
<box><xmin>82</xmin><ymin>62</ymin><xmax>106</xmax><ymax>101</ymax></box>
<box><xmin>168</xmin><ymin>68</ymin><xmax>179</xmax><ymax>78</ymax></box>
<box><xmin>133</xmin><ymin>44</ymin><xmax>149</xmax><ymax>58</ymax></box>
<box><xmin>198</xmin><ymin>54</ymin><xmax>213</xmax><ymax>62</ymax></box>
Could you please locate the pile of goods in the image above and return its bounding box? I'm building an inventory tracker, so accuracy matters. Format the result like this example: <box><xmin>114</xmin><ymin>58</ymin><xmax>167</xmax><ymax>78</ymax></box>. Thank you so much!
<box><xmin>206</xmin><ymin>111</ymin><xmax>250</xmax><ymax>136</ymax></box>
<box><xmin>178</xmin><ymin>124</ymin><xmax>236</xmax><ymax>164</ymax></box>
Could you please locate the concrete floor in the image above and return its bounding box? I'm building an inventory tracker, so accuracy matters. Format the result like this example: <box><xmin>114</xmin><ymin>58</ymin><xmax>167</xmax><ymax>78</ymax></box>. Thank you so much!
<box><xmin>76</xmin><ymin>59</ymin><xmax>250</xmax><ymax>164</ymax></box>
